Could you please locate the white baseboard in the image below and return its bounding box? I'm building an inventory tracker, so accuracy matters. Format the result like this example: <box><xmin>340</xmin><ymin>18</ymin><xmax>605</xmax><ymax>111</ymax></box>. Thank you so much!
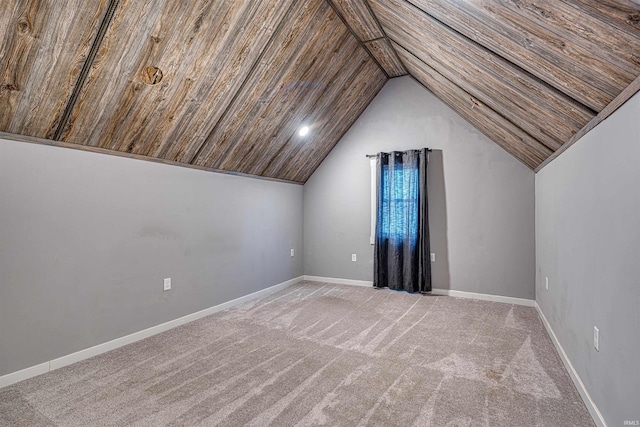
<box><xmin>303</xmin><ymin>275</ymin><xmax>373</xmax><ymax>287</ymax></box>
<box><xmin>535</xmin><ymin>303</ymin><xmax>606</xmax><ymax>427</ymax></box>
<box><xmin>302</xmin><ymin>276</ymin><xmax>534</xmax><ymax>307</ymax></box>
<box><xmin>0</xmin><ymin>276</ymin><xmax>303</xmax><ymax>389</ymax></box>
<box><xmin>431</xmin><ymin>288</ymin><xmax>535</xmax><ymax>307</ymax></box>
<box><xmin>0</xmin><ymin>362</ymin><xmax>50</xmax><ymax>390</ymax></box>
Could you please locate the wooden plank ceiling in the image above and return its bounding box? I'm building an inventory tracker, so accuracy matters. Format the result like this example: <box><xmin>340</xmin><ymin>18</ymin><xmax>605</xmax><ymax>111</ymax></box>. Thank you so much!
<box><xmin>0</xmin><ymin>0</ymin><xmax>387</xmax><ymax>183</ymax></box>
<box><xmin>1</xmin><ymin>0</ymin><xmax>639</xmax><ymax>180</ymax></box>
<box><xmin>367</xmin><ymin>0</ymin><xmax>640</xmax><ymax>169</ymax></box>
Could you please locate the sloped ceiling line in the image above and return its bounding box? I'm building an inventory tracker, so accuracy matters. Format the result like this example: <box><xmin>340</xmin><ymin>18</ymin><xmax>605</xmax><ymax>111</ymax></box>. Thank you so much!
<box><xmin>324</xmin><ymin>0</ymin><xmax>391</xmax><ymax>78</ymax></box>
<box><xmin>327</xmin><ymin>0</ymin><xmax>384</xmax><ymax>41</ymax></box>
<box><xmin>361</xmin><ymin>0</ymin><xmax>409</xmax><ymax>77</ymax></box>
<box><xmin>190</xmin><ymin>0</ymin><xmax>350</xmax><ymax>170</ymax></box>
<box><xmin>364</xmin><ymin>38</ymin><xmax>408</xmax><ymax>77</ymax></box>
<box><xmin>395</xmin><ymin>42</ymin><xmax>552</xmax><ymax>169</ymax></box>
<box><xmin>365</xmin><ymin>0</ymin><xmax>640</xmax><ymax>168</ymax></box>
<box><xmin>370</xmin><ymin>0</ymin><xmax>586</xmax><ymax>162</ymax></box>
<box><xmin>535</xmin><ymin>73</ymin><xmax>640</xmax><ymax>172</ymax></box>
<box><xmin>326</xmin><ymin>0</ymin><xmax>407</xmax><ymax>77</ymax></box>
<box><xmin>373</xmin><ymin>0</ymin><xmax>595</xmax><ymax>151</ymax></box>
<box><xmin>391</xmin><ymin>36</ymin><xmax>558</xmax><ymax>154</ymax></box>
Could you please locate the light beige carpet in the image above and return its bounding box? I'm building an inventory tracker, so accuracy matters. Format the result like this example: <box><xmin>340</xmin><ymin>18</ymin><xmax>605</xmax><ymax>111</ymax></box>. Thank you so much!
<box><xmin>0</xmin><ymin>281</ymin><xmax>593</xmax><ymax>426</ymax></box>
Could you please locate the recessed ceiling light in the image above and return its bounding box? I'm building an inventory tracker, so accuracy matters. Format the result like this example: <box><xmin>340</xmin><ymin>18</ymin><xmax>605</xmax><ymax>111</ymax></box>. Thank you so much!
<box><xmin>298</xmin><ymin>125</ymin><xmax>310</xmax><ymax>137</ymax></box>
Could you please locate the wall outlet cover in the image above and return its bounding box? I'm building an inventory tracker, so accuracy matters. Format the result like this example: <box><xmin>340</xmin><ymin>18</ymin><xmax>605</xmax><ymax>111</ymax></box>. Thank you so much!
<box><xmin>163</xmin><ymin>278</ymin><xmax>171</xmax><ymax>291</ymax></box>
<box><xmin>352</xmin><ymin>254</ymin><xmax>357</xmax><ymax>262</ymax></box>
<box><xmin>291</xmin><ymin>249</ymin><xmax>295</xmax><ymax>257</ymax></box>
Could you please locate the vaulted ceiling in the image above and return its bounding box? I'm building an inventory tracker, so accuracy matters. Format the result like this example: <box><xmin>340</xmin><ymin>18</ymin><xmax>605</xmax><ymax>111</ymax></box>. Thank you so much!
<box><xmin>2</xmin><ymin>0</ymin><xmax>639</xmax><ymax>182</ymax></box>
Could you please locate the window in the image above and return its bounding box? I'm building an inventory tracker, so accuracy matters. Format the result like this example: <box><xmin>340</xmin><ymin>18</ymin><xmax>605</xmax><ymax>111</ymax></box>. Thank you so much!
<box><xmin>371</xmin><ymin>156</ymin><xmax>421</xmax><ymax>247</ymax></box>
<box><xmin>372</xmin><ymin>149</ymin><xmax>431</xmax><ymax>292</ymax></box>
<box><xmin>378</xmin><ymin>163</ymin><xmax>419</xmax><ymax>247</ymax></box>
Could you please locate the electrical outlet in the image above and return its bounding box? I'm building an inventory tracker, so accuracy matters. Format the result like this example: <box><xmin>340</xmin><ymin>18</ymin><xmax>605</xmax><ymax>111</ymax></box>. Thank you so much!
<box><xmin>352</xmin><ymin>254</ymin><xmax>357</xmax><ymax>262</ymax></box>
<box><xmin>594</xmin><ymin>326</ymin><xmax>599</xmax><ymax>351</ymax></box>
<box><xmin>163</xmin><ymin>278</ymin><xmax>171</xmax><ymax>291</ymax></box>
<box><xmin>291</xmin><ymin>249</ymin><xmax>295</xmax><ymax>257</ymax></box>
<box><xmin>545</xmin><ymin>277</ymin><xmax>549</xmax><ymax>290</ymax></box>
<box><xmin>430</xmin><ymin>253</ymin><xmax>436</xmax><ymax>262</ymax></box>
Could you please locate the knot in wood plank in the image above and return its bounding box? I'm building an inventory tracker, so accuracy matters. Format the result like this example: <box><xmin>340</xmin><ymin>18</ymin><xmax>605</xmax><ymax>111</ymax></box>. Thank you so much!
<box><xmin>142</xmin><ymin>66</ymin><xmax>163</xmax><ymax>85</ymax></box>
<box><xmin>16</xmin><ymin>17</ymin><xmax>31</xmax><ymax>35</ymax></box>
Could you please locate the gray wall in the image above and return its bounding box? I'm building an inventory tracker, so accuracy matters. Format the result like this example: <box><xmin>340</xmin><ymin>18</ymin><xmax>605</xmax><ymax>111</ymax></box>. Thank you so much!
<box><xmin>535</xmin><ymin>92</ymin><xmax>640</xmax><ymax>424</ymax></box>
<box><xmin>304</xmin><ymin>76</ymin><xmax>536</xmax><ymax>299</ymax></box>
<box><xmin>0</xmin><ymin>138</ymin><xmax>303</xmax><ymax>376</ymax></box>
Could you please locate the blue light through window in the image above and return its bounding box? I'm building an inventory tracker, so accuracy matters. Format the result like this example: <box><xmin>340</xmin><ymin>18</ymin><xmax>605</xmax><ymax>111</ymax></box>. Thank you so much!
<box><xmin>378</xmin><ymin>162</ymin><xmax>419</xmax><ymax>248</ymax></box>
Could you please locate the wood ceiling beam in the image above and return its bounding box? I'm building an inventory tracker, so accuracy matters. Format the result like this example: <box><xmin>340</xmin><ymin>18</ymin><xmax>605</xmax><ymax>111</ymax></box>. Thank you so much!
<box><xmin>325</xmin><ymin>0</ymin><xmax>391</xmax><ymax>78</ymax></box>
<box><xmin>328</xmin><ymin>0</ymin><xmax>385</xmax><ymax>41</ymax></box>
<box><xmin>326</xmin><ymin>0</ymin><xmax>408</xmax><ymax>77</ymax></box>
<box><xmin>359</xmin><ymin>0</ymin><xmax>411</xmax><ymax>77</ymax></box>
<box><xmin>364</xmin><ymin>38</ymin><xmax>407</xmax><ymax>77</ymax></box>
<box><xmin>535</xmin><ymin>74</ymin><xmax>640</xmax><ymax>172</ymax></box>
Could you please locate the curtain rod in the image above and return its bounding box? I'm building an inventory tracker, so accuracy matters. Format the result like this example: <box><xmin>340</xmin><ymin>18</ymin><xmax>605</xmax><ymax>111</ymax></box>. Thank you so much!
<box><xmin>366</xmin><ymin>149</ymin><xmax>432</xmax><ymax>158</ymax></box>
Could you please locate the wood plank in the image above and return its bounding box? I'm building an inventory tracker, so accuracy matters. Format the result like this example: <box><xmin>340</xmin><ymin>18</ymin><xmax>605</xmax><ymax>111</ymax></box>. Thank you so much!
<box><xmin>364</xmin><ymin>38</ymin><xmax>408</xmax><ymax>77</ymax></box>
<box><xmin>371</xmin><ymin>0</ymin><xmax>594</xmax><ymax>151</ymax></box>
<box><xmin>0</xmin><ymin>131</ymin><xmax>301</xmax><ymax>185</ymax></box>
<box><xmin>394</xmin><ymin>42</ymin><xmax>553</xmax><ymax>169</ymax></box>
<box><xmin>535</xmin><ymin>74</ymin><xmax>640</xmax><ymax>172</ymax></box>
<box><xmin>285</xmin><ymin>57</ymin><xmax>386</xmax><ymax>182</ymax></box>
<box><xmin>328</xmin><ymin>0</ymin><xmax>384</xmax><ymax>41</ymax></box>
<box><xmin>400</xmin><ymin>0</ymin><xmax>624</xmax><ymax>111</ymax></box>
<box><xmin>561</xmin><ymin>0</ymin><xmax>640</xmax><ymax>38</ymax></box>
<box><xmin>262</xmin><ymin>50</ymin><xmax>387</xmax><ymax>180</ymax></box>
<box><xmin>238</xmin><ymin>36</ymin><xmax>364</xmax><ymax>176</ymax></box>
<box><xmin>0</xmin><ymin>0</ymin><xmax>109</xmax><ymax>138</ymax></box>
<box><xmin>191</xmin><ymin>0</ymin><xmax>352</xmax><ymax>174</ymax></box>
<box><xmin>494</xmin><ymin>0</ymin><xmax>640</xmax><ymax>82</ymax></box>
<box><xmin>225</xmin><ymin>28</ymin><xmax>360</xmax><ymax>176</ymax></box>
<box><xmin>58</xmin><ymin>0</ymin><xmax>295</xmax><ymax>165</ymax></box>
<box><xmin>455</xmin><ymin>0</ymin><xmax>639</xmax><ymax>89</ymax></box>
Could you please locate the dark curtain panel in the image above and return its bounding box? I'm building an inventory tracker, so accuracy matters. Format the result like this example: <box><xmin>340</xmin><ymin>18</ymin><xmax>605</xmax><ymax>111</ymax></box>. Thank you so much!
<box><xmin>374</xmin><ymin>149</ymin><xmax>431</xmax><ymax>293</ymax></box>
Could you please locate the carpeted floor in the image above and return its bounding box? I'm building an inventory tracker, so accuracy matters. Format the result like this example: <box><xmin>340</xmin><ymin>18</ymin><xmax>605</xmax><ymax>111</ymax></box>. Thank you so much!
<box><xmin>0</xmin><ymin>281</ymin><xmax>593</xmax><ymax>426</ymax></box>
